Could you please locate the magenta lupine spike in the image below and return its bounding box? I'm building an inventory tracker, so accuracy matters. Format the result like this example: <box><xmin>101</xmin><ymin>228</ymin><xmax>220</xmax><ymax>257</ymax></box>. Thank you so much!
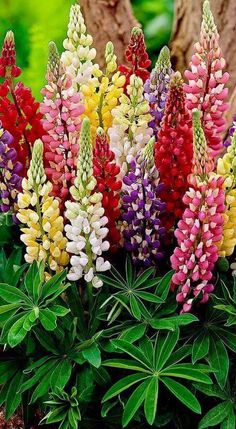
<box><xmin>144</xmin><ymin>46</ymin><xmax>173</xmax><ymax>138</ymax></box>
<box><xmin>170</xmin><ymin>110</ymin><xmax>225</xmax><ymax>313</ymax></box>
<box><xmin>0</xmin><ymin>124</ymin><xmax>23</xmax><ymax>218</ymax></box>
<box><xmin>184</xmin><ymin>0</ymin><xmax>229</xmax><ymax>158</ymax></box>
<box><xmin>122</xmin><ymin>137</ymin><xmax>166</xmax><ymax>267</ymax></box>
<box><xmin>40</xmin><ymin>41</ymin><xmax>84</xmax><ymax>207</ymax></box>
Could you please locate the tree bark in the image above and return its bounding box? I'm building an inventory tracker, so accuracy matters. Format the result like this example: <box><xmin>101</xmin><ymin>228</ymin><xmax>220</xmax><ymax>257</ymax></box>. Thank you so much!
<box><xmin>171</xmin><ymin>0</ymin><xmax>236</xmax><ymax>130</ymax></box>
<box><xmin>79</xmin><ymin>0</ymin><xmax>138</xmax><ymax>68</ymax></box>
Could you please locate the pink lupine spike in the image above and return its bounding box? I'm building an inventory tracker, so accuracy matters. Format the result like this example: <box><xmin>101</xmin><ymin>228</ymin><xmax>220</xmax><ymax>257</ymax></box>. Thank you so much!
<box><xmin>184</xmin><ymin>0</ymin><xmax>229</xmax><ymax>158</ymax></box>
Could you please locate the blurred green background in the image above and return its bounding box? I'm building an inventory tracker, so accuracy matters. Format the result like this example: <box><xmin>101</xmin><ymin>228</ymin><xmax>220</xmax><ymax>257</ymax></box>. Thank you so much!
<box><xmin>0</xmin><ymin>0</ymin><xmax>174</xmax><ymax>98</ymax></box>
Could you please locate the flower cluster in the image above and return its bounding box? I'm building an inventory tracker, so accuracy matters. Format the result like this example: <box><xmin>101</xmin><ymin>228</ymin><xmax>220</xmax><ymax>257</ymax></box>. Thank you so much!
<box><xmin>0</xmin><ymin>124</ymin><xmax>22</xmax><ymax>216</ymax></box>
<box><xmin>122</xmin><ymin>137</ymin><xmax>166</xmax><ymax>267</ymax></box>
<box><xmin>109</xmin><ymin>74</ymin><xmax>153</xmax><ymax>180</ymax></box>
<box><xmin>81</xmin><ymin>42</ymin><xmax>125</xmax><ymax>137</ymax></box>
<box><xmin>93</xmin><ymin>128</ymin><xmax>122</xmax><ymax>251</ymax></box>
<box><xmin>40</xmin><ymin>41</ymin><xmax>84</xmax><ymax>206</ymax></box>
<box><xmin>119</xmin><ymin>27</ymin><xmax>151</xmax><ymax>89</ymax></box>
<box><xmin>184</xmin><ymin>0</ymin><xmax>229</xmax><ymax>157</ymax></box>
<box><xmin>0</xmin><ymin>31</ymin><xmax>44</xmax><ymax>174</ymax></box>
<box><xmin>17</xmin><ymin>140</ymin><xmax>69</xmax><ymax>273</ymax></box>
<box><xmin>61</xmin><ymin>3</ymin><xmax>99</xmax><ymax>88</ymax></box>
<box><xmin>155</xmin><ymin>72</ymin><xmax>193</xmax><ymax>230</ymax></box>
<box><xmin>65</xmin><ymin>118</ymin><xmax>110</xmax><ymax>287</ymax></box>
<box><xmin>217</xmin><ymin>131</ymin><xmax>236</xmax><ymax>256</ymax></box>
<box><xmin>144</xmin><ymin>46</ymin><xmax>173</xmax><ymax>137</ymax></box>
<box><xmin>171</xmin><ymin>110</ymin><xmax>225</xmax><ymax>312</ymax></box>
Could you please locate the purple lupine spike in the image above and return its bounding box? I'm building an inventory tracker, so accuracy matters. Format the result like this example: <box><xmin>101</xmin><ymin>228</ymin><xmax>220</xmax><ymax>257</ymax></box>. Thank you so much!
<box><xmin>224</xmin><ymin>115</ymin><xmax>236</xmax><ymax>148</ymax></box>
<box><xmin>144</xmin><ymin>46</ymin><xmax>173</xmax><ymax>138</ymax></box>
<box><xmin>0</xmin><ymin>124</ymin><xmax>23</xmax><ymax>216</ymax></box>
<box><xmin>122</xmin><ymin>137</ymin><xmax>166</xmax><ymax>267</ymax></box>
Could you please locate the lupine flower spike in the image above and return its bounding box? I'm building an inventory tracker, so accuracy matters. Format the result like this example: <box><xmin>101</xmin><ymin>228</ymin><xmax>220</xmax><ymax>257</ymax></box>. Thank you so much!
<box><xmin>171</xmin><ymin>110</ymin><xmax>225</xmax><ymax>312</ymax></box>
<box><xmin>65</xmin><ymin>118</ymin><xmax>111</xmax><ymax>288</ymax></box>
<box><xmin>17</xmin><ymin>140</ymin><xmax>69</xmax><ymax>273</ymax></box>
<box><xmin>184</xmin><ymin>0</ymin><xmax>229</xmax><ymax>157</ymax></box>
<box><xmin>119</xmin><ymin>27</ymin><xmax>151</xmax><ymax>90</ymax></box>
<box><xmin>122</xmin><ymin>137</ymin><xmax>166</xmax><ymax>267</ymax></box>
<box><xmin>61</xmin><ymin>3</ymin><xmax>100</xmax><ymax>88</ymax></box>
<box><xmin>217</xmin><ymin>131</ymin><xmax>236</xmax><ymax>256</ymax></box>
<box><xmin>40</xmin><ymin>41</ymin><xmax>84</xmax><ymax>206</ymax></box>
<box><xmin>93</xmin><ymin>128</ymin><xmax>122</xmax><ymax>251</ymax></box>
<box><xmin>144</xmin><ymin>46</ymin><xmax>173</xmax><ymax>137</ymax></box>
<box><xmin>0</xmin><ymin>31</ymin><xmax>44</xmax><ymax>174</ymax></box>
<box><xmin>155</xmin><ymin>72</ymin><xmax>193</xmax><ymax>230</ymax></box>
<box><xmin>0</xmin><ymin>124</ymin><xmax>22</xmax><ymax>218</ymax></box>
<box><xmin>81</xmin><ymin>41</ymin><xmax>125</xmax><ymax>137</ymax></box>
<box><xmin>109</xmin><ymin>74</ymin><xmax>153</xmax><ymax>181</ymax></box>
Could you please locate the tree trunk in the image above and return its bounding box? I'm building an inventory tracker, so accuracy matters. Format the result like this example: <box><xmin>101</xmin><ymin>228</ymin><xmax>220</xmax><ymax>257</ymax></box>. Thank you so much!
<box><xmin>171</xmin><ymin>0</ymin><xmax>236</xmax><ymax>130</ymax></box>
<box><xmin>79</xmin><ymin>0</ymin><xmax>138</xmax><ymax>68</ymax></box>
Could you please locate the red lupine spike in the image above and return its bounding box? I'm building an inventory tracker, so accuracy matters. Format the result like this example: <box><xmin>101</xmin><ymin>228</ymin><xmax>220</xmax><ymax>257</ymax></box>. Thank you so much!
<box><xmin>0</xmin><ymin>31</ymin><xmax>21</xmax><ymax>78</ymax></box>
<box><xmin>93</xmin><ymin>128</ymin><xmax>122</xmax><ymax>252</ymax></box>
<box><xmin>118</xmin><ymin>27</ymin><xmax>151</xmax><ymax>90</ymax></box>
<box><xmin>155</xmin><ymin>72</ymin><xmax>193</xmax><ymax>231</ymax></box>
<box><xmin>0</xmin><ymin>31</ymin><xmax>44</xmax><ymax>175</ymax></box>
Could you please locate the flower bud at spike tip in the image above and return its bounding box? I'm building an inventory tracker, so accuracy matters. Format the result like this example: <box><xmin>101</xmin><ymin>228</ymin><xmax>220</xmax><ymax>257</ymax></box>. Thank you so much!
<box><xmin>77</xmin><ymin>117</ymin><xmax>93</xmax><ymax>183</ymax></box>
<box><xmin>47</xmin><ymin>41</ymin><xmax>60</xmax><ymax>82</ymax></box>
<box><xmin>155</xmin><ymin>46</ymin><xmax>171</xmax><ymax>71</ymax></box>
<box><xmin>141</xmin><ymin>136</ymin><xmax>155</xmax><ymax>166</ymax></box>
<box><xmin>28</xmin><ymin>139</ymin><xmax>46</xmax><ymax>186</ymax></box>
<box><xmin>192</xmin><ymin>109</ymin><xmax>212</xmax><ymax>176</ymax></box>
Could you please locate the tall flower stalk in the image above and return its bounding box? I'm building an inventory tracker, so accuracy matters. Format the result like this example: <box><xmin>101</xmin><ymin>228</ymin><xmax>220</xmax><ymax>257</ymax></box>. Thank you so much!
<box><xmin>0</xmin><ymin>31</ymin><xmax>44</xmax><ymax>174</ymax></box>
<box><xmin>119</xmin><ymin>27</ymin><xmax>151</xmax><ymax>90</ymax></box>
<box><xmin>155</xmin><ymin>72</ymin><xmax>193</xmax><ymax>230</ymax></box>
<box><xmin>40</xmin><ymin>41</ymin><xmax>84</xmax><ymax>206</ymax></box>
<box><xmin>171</xmin><ymin>110</ymin><xmax>225</xmax><ymax>312</ymax></box>
<box><xmin>217</xmin><ymin>131</ymin><xmax>236</xmax><ymax>256</ymax></box>
<box><xmin>81</xmin><ymin>41</ymin><xmax>125</xmax><ymax>138</ymax></box>
<box><xmin>184</xmin><ymin>0</ymin><xmax>229</xmax><ymax>157</ymax></box>
<box><xmin>17</xmin><ymin>140</ymin><xmax>69</xmax><ymax>274</ymax></box>
<box><xmin>144</xmin><ymin>46</ymin><xmax>173</xmax><ymax>138</ymax></box>
<box><xmin>122</xmin><ymin>137</ymin><xmax>166</xmax><ymax>267</ymax></box>
<box><xmin>65</xmin><ymin>118</ymin><xmax>111</xmax><ymax>293</ymax></box>
<box><xmin>93</xmin><ymin>128</ymin><xmax>122</xmax><ymax>251</ymax></box>
<box><xmin>0</xmin><ymin>124</ymin><xmax>22</xmax><ymax>218</ymax></box>
<box><xmin>108</xmin><ymin>74</ymin><xmax>152</xmax><ymax>181</ymax></box>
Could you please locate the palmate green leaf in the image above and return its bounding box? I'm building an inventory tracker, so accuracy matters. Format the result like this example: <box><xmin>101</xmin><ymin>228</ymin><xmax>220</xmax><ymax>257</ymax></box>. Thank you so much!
<box><xmin>217</xmin><ymin>328</ymin><xmax>236</xmax><ymax>353</ymax></box>
<box><xmin>125</xmin><ymin>256</ymin><xmax>134</xmax><ymax>285</ymax></box>
<box><xmin>39</xmin><ymin>308</ymin><xmax>57</xmax><ymax>331</ymax></box>
<box><xmin>119</xmin><ymin>323</ymin><xmax>146</xmax><ymax>343</ymax></box>
<box><xmin>221</xmin><ymin>408</ymin><xmax>236</xmax><ymax>429</ymax></box>
<box><xmin>129</xmin><ymin>295</ymin><xmax>142</xmax><ymax>320</ymax></box>
<box><xmin>134</xmin><ymin>291</ymin><xmax>164</xmax><ymax>304</ymax></box>
<box><xmin>40</xmin><ymin>269</ymin><xmax>67</xmax><ymax>301</ymax></box>
<box><xmin>82</xmin><ymin>343</ymin><xmax>101</xmax><ymax>368</ymax></box>
<box><xmin>7</xmin><ymin>313</ymin><xmax>29</xmax><ymax>347</ymax></box>
<box><xmin>161</xmin><ymin>364</ymin><xmax>212</xmax><ymax>384</ymax></box>
<box><xmin>144</xmin><ymin>377</ymin><xmax>159</xmax><ymax>425</ymax></box>
<box><xmin>0</xmin><ymin>303</ymin><xmax>19</xmax><ymax>315</ymax></box>
<box><xmin>150</xmin><ymin>319</ymin><xmax>176</xmax><ymax>331</ymax></box>
<box><xmin>5</xmin><ymin>370</ymin><xmax>24</xmax><ymax>419</ymax></box>
<box><xmin>161</xmin><ymin>377</ymin><xmax>201</xmax><ymax>414</ymax></box>
<box><xmin>24</xmin><ymin>260</ymin><xmax>43</xmax><ymax>302</ymax></box>
<box><xmin>0</xmin><ymin>283</ymin><xmax>31</xmax><ymax>305</ymax></box>
<box><xmin>155</xmin><ymin>330</ymin><xmax>179</xmax><ymax>371</ymax></box>
<box><xmin>50</xmin><ymin>360</ymin><xmax>72</xmax><ymax>391</ymax></box>
<box><xmin>132</xmin><ymin>267</ymin><xmax>155</xmax><ymax>289</ymax></box>
<box><xmin>155</xmin><ymin>270</ymin><xmax>174</xmax><ymax>299</ymax></box>
<box><xmin>103</xmin><ymin>359</ymin><xmax>150</xmax><ymax>373</ymax></box>
<box><xmin>50</xmin><ymin>305</ymin><xmax>70</xmax><ymax>317</ymax></box>
<box><xmin>41</xmin><ymin>406</ymin><xmax>67</xmax><ymax>424</ymax></box>
<box><xmin>102</xmin><ymin>373</ymin><xmax>150</xmax><ymax>402</ymax></box>
<box><xmin>111</xmin><ymin>339</ymin><xmax>151</xmax><ymax>368</ymax></box>
<box><xmin>208</xmin><ymin>336</ymin><xmax>229</xmax><ymax>388</ymax></box>
<box><xmin>20</xmin><ymin>359</ymin><xmax>56</xmax><ymax>393</ymax></box>
<box><xmin>194</xmin><ymin>382</ymin><xmax>227</xmax><ymax>400</ymax></box>
<box><xmin>192</xmin><ymin>332</ymin><xmax>210</xmax><ymax>363</ymax></box>
<box><xmin>30</xmin><ymin>370</ymin><xmax>52</xmax><ymax>403</ymax></box>
<box><xmin>122</xmin><ymin>378</ymin><xmax>150</xmax><ymax>427</ymax></box>
<box><xmin>165</xmin><ymin>345</ymin><xmax>192</xmax><ymax>367</ymax></box>
<box><xmin>198</xmin><ymin>401</ymin><xmax>232</xmax><ymax>428</ymax></box>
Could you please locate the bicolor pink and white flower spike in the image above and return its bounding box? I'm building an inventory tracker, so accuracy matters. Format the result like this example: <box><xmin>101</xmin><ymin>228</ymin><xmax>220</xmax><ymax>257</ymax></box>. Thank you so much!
<box><xmin>170</xmin><ymin>110</ymin><xmax>226</xmax><ymax>313</ymax></box>
<box><xmin>184</xmin><ymin>0</ymin><xmax>229</xmax><ymax>158</ymax></box>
